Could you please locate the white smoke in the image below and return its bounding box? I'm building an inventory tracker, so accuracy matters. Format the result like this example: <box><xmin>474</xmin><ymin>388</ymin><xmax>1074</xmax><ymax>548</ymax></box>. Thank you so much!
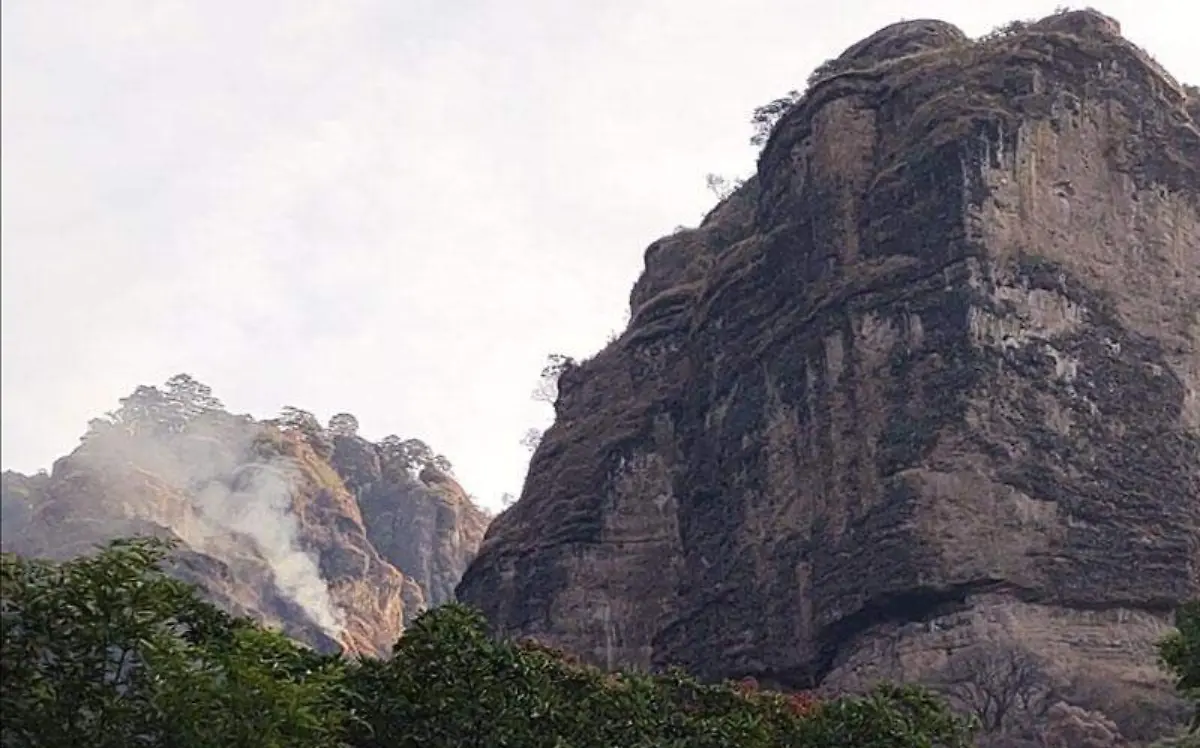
<box><xmin>192</xmin><ymin>459</ymin><xmax>345</xmax><ymax>638</ymax></box>
<box><xmin>66</xmin><ymin>413</ymin><xmax>347</xmax><ymax>641</ymax></box>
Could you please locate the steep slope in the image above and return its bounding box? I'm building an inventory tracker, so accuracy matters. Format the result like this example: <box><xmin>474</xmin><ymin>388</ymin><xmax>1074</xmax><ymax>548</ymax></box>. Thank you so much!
<box><xmin>330</xmin><ymin>435</ymin><xmax>491</xmax><ymax>607</ymax></box>
<box><xmin>0</xmin><ymin>376</ymin><xmax>490</xmax><ymax>657</ymax></box>
<box><xmin>458</xmin><ymin>9</ymin><xmax>1199</xmax><ymax>737</ymax></box>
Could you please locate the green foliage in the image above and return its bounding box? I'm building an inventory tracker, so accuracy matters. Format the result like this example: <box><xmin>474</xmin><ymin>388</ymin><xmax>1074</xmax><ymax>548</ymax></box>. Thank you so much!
<box><xmin>1151</xmin><ymin>731</ymin><xmax>1200</xmax><ymax>748</ymax></box>
<box><xmin>2</xmin><ymin>537</ymin><xmax>978</xmax><ymax>747</ymax></box>
<box><xmin>749</xmin><ymin>89</ymin><xmax>803</xmax><ymax>147</ymax></box>
<box><xmin>705</xmin><ymin>173</ymin><xmax>744</xmax><ymax>200</ymax></box>
<box><xmin>0</xmin><ymin>538</ymin><xmax>348</xmax><ymax>748</ymax></box>
<box><xmin>278</xmin><ymin>405</ymin><xmax>335</xmax><ymax>459</ymax></box>
<box><xmin>162</xmin><ymin>373</ymin><xmax>225</xmax><ymax>418</ymax></box>
<box><xmin>979</xmin><ymin>19</ymin><xmax>1030</xmax><ymax>42</ymax></box>
<box><xmin>1160</xmin><ymin>600</ymin><xmax>1200</xmax><ymax>732</ymax></box>
<box><xmin>328</xmin><ymin>412</ymin><xmax>361</xmax><ymax>438</ymax></box>
<box><xmin>377</xmin><ymin>435</ymin><xmax>453</xmax><ymax>475</ymax></box>
<box><xmin>83</xmin><ymin>374</ymin><xmax>228</xmax><ymax>443</ymax></box>
<box><xmin>345</xmin><ymin>604</ymin><xmax>975</xmax><ymax>747</ymax></box>
<box><xmin>531</xmin><ymin>353</ymin><xmax>577</xmax><ymax>405</ymax></box>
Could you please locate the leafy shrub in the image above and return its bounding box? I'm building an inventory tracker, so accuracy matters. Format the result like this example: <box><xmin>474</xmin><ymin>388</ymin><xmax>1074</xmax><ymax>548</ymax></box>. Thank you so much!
<box><xmin>1160</xmin><ymin>600</ymin><xmax>1200</xmax><ymax>733</ymax></box>
<box><xmin>2</xmin><ymin>537</ymin><xmax>977</xmax><ymax>748</ymax></box>
<box><xmin>0</xmin><ymin>538</ymin><xmax>348</xmax><ymax>748</ymax></box>
<box><xmin>347</xmin><ymin>603</ymin><xmax>976</xmax><ymax>748</ymax></box>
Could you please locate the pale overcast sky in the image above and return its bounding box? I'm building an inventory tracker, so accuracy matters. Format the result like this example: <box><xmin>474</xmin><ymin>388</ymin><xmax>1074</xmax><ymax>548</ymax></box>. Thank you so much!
<box><xmin>2</xmin><ymin>0</ymin><xmax>1195</xmax><ymax>509</ymax></box>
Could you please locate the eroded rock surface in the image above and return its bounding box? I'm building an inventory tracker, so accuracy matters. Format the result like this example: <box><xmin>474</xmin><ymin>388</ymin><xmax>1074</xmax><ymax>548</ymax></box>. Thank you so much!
<box><xmin>458</xmin><ymin>8</ymin><xmax>1199</xmax><ymax>730</ymax></box>
<box><xmin>2</xmin><ymin>393</ymin><xmax>489</xmax><ymax>657</ymax></box>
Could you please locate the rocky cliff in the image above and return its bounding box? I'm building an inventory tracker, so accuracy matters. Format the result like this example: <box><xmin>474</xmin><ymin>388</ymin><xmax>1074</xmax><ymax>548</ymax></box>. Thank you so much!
<box><xmin>458</xmin><ymin>9</ymin><xmax>1199</xmax><ymax>739</ymax></box>
<box><xmin>0</xmin><ymin>375</ymin><xmax>490</xmax><ymax>657</ymax></box>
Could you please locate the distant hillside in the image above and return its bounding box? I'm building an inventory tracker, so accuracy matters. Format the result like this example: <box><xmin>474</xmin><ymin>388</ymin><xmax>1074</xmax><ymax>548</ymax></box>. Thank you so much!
<box><xmin>0</xmin><ymin>373</ymin><xmax>490</xmax><ymax>656</ymax></box>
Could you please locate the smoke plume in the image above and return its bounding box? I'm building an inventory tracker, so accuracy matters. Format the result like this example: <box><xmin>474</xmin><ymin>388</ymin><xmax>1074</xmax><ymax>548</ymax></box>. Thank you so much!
<box><xmin>193</xmin><ymin>459</ymin><xmax>345</xmax><ymax>638</ymax></box>
<box><xmin>67</xmin><ymin>420</ymin><xmax>346</xmax><ymax>640</ymax></box>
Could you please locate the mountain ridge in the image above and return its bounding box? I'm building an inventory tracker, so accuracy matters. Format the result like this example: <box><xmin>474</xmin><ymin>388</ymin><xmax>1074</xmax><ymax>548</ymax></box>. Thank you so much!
<box><xmin>0</xmin><ymin>374</ymin><xmax>490</xmax><ymax>657</ymax></box>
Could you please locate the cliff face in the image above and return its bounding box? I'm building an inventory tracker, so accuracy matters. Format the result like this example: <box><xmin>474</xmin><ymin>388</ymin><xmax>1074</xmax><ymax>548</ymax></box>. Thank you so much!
<box><xmin>331</xmin><ymin>437</ymin><xmax>490</xmax><ymax>608</ymax></box>
<box><xmin>458</xmin><ymin>8</ymin><xmax>1198</xmax><ymax>732</ymax></box>
<box><xmin>1</xmin><ymin>380</ymin><xmax>490</xmax><ymax>657</ymax></box>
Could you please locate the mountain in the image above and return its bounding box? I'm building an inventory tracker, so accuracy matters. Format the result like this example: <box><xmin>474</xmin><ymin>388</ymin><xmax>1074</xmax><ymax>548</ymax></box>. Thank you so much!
<box><xmin>458</xmin><ymin>9</ymin><xmax>1198</xmax><ymax>741</ymax></box>
<box><xmin>0</xmin><ymin>374</ymin><xmax>490</xmax><ymax>657</ymax></box>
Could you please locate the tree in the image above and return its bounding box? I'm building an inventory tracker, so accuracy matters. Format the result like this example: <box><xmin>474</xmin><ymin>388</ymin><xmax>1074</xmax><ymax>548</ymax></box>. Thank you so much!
<box><xmin>110</xmin><ymin>384</ymin><xmax>187</xmax><ymax>435</ymax></box>
<box><xmin>343</xmin><ymin>603</ymin><xmax>977</xmax><ymax>748</ymax></box>
<box><xmin>278</xmin><ymin>406</ymin><xmax>333</xmax><ymax>459</ymax></box>
<box><xmin>279</xmin><ymin>406</ymin><xmax>323</xmax><ymax>434</ymax></box>
<box><xmin>749</xmin><ymin>89</ymin><xmax>803</xmax><ymax>147</ymax></box>
<box><xmin>429</xmin><ymin>453</ymin><xmax>454</xmax><ymax>475</ymax></box>
<box><xmin>80</xmin><ymin>375</ymin><xmax>225</xmax><ymax>444</ymax></box>
<box><xmin>1039</xmin><ymin>702</ymin><xmax>1123</xmax><ymax>748</ymax></box>
<box><xmin>1161</xmin><ymin>600</ymin><xmax>1200</xmax><ymax>732</ymax></box>
<box><xmin>327</xmin><ymin>413</ymin><xmax>360</xmax><ymax>438</ymax></box>
<box><xmin>378</xmin><ymin>435</ymin><xmax>409</xmax><ymax>477</ymax></box>
<box><xmin>935</xmin><ymin>642</ymin><xmax>1057</xmax><ymax>736</ymax></box>
<box><xmin>520</xmin><ymin>427</ymin><xmax>543</xmax><ymax>452</ymax></box>
<box><xmin>1151</xmin><ymin>732</ymin><xmax>1200</xmax><ymax>748</ymax></box>
<box><xmin>378</xmin><ymin>436</ymin><xmax>452</xmax><ymax>476</ymax></box>
<box><xmin>0</xmin><ymin>537</ymin><xmax>347</xmax><ymax>748</ymax></box>
<box><xmin>163</xmin><ymin>373</ymin><xmax>224</xmax><ymax>420</ymax></box>
<box><xmin>705</xmin><ymin>173</ymin><xmax>744</xmax><ymax>200</ymax></box>
<box><xmin>81</xmin><ymin>416</ymin><xmax>117</xmax><ymax>443</ymax></box>
<box><xmin>532</xmin><ymin>353</ymin><xmax>576</xmax><ymax>405</ymax></box>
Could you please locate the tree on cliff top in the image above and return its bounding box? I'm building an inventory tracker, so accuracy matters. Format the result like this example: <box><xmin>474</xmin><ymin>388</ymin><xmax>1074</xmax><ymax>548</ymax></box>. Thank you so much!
<box><xmin>277</xmin><ymin>406</ymin><xmax>334</xmax><ymax>459</ymax></box>
<box><xmin>521</xmin><ymin>353</ymin><xmax>577</xmax><ymax>458</ymax></box>
<box><xmin>163</xmin><ymin>373</ymin><xmax>224</xmax><ymax>419</ymax></box>
<box><xmin>705</xmin><ymin>173</ymin><xmax>744</xmax><ymax>200</ymax></box>
<box><xmin>750</xmin><ymin>89</ymin><xmax>803</xmax><ymax>147</ymax></box>
<box><xmin>531</xmin><ymin>353</ymin><xmax>576</xmax><ymax>406</ymax></box>
<box><xmin>327</xmin><ymin>412</ymin><xmax>360</xmax><ymax>438</ymax></box>
<box><xmin>82</xmin><ymin>374</ymin><xmax>226</xmax><ymax>442</ymax></box>
<box><xmin>378</xmin><ymin>435</ymin><xmax>453</xmax><ymax>476</ymax></box>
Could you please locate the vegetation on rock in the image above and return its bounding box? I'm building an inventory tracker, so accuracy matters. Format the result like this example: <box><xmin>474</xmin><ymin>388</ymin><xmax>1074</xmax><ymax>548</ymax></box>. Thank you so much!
<box><xmin>1160</xmin><ymin>601</ymin><xmax>1200</xmax><ymax>733</ymax></box>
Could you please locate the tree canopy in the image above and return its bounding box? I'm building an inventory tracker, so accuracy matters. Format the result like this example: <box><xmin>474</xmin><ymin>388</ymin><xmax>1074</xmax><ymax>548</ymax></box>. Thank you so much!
<box><xmin>531</xmin><ymin>353</ymin><xmax>576</xmax><ymax>406</ymax></box>
<box><xmin>0</xmin><ymin>537</ymin><xmax>347</xmax><ymax>748</ymax></box>
<box><xmin>749</xmin><ymin>89</ymin><xmax>803</xmax><ymax>147</ymax></box>
<box><xmin>378</xmin><ymin>436</ymin><xmax>454</xmax><ymax>476</ymax></box>
<box><xmin>83</xmin><ymin>373</ymin><xmax>226</xmax><ymax>442</ymax></box>
<box><xmin>1161</xmin><ymin>600</ymin><xmax>1200</xmax><ymax>733</ymax></box>
<box><xmin>2</xmin><ymin>537</ymin><xmax>980</xmax><ymax>748</ymax></box>
<box><xmin>163</xmin><ymin>373</ymin><xmax>224</xmax><ymax>418</ymax></box>
<box><xmin>328</xmin><ymin>412</ymin><xmax>361</xmax><ymax>438</ymax></box>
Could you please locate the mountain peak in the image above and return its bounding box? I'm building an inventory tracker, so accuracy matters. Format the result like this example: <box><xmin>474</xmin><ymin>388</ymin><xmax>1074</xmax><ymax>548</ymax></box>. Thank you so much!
<box><xmin>0</xmin><ymin>374</ymin><xmax>491</xmax><ymax>657</ymax></box>
<box><xmin>458</xmin><ymin>8</ymin><xmax>1198</xmax><ymax>739</ymax></box>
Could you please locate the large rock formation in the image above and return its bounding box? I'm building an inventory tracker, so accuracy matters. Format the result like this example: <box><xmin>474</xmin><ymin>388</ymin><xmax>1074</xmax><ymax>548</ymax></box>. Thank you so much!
<box><xmin>1</xmin><ymin>377</ymin><xmax>490</xmax><ymax>657</ymax></box>
<box><xmin>458</xmin><ymin>8</ymin><xmax>1198</xmax><ymax>737</ymax></box>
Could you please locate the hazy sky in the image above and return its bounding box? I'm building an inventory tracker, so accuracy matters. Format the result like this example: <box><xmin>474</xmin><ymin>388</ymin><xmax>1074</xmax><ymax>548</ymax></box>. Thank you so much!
<box><xmin>2</xmin><ymin>0</ymin><xmax>1195</xmax><ymax>509</ymax></box>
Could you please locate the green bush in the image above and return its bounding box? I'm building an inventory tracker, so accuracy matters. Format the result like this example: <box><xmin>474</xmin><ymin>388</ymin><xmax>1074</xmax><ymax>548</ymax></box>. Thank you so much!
<box><xmin>2</xmin><ymin>538</ymin><xmax>977</xmax><ymax>748</ymax></box>
<box><xmin>0</xmin><ymin>537</ymin><xmax>348</xmax><ymax>748</ymax></box>
<box><xmin>1160</xmin><ymin>600</ymin><xmax>1200</xmax><ymax>733</ymax></box>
